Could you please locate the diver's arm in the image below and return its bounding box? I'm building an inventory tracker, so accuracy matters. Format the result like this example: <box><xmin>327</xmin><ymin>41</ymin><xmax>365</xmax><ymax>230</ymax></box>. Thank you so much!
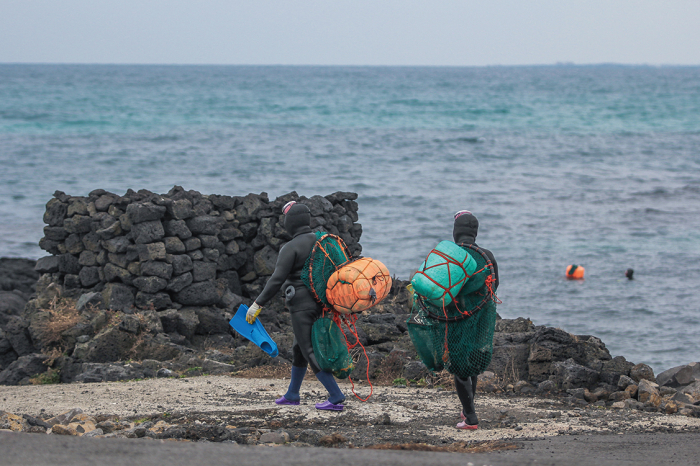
<box><xmin>254</xmin><ymin>243</ymin><xmax>296</xmax><ymax>306</ymax></box>
<box><xmin>491</xmin><ymin>256</ymin><xmax>499</xmax><ymax>291</ymax></box>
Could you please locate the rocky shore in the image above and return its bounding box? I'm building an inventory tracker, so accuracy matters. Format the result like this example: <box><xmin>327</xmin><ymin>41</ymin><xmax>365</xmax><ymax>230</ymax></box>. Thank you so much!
<box><xmin>1</xmin><ymin>188</ymin><xmax>699</xmax><ymax>450</ymax></box>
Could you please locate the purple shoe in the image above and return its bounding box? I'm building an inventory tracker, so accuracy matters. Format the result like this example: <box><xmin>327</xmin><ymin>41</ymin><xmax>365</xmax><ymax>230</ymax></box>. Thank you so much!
<box><xmin>315</xmin><ymin>400</ymin><xmax>344</xmax><ymax>411</ymax></box>
<box><xmin>275</xmin><ymin>396</ymin><xmax>300</xmax><ymax>406</ymax></box>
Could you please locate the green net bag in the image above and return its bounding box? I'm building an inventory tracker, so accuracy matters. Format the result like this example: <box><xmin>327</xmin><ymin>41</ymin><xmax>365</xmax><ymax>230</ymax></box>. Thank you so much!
<box><xmin>311</xmin><ymin>316</ymin><xmax>354</xmax><ymax>379</ymax></box>
<box><xmin>407</xmin><ymin>245</ymin><xmax>498</xmax><ymax>379</ymax></box>
<box><xmin>301</xmin><ymin>231</ymin><xmax>351</xmax><ymax>307</ymax></box>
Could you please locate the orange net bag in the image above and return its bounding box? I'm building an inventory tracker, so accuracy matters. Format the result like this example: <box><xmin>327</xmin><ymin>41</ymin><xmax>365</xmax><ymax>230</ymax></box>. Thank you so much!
<box><xmin>326</xmin><ymin>257</ymin><xmax>392</xmax><ymax>314</ymax></box>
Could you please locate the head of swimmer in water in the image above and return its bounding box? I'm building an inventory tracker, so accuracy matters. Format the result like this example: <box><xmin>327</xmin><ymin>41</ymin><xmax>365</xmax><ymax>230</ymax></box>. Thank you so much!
<box><xmin>453</xmin><ymin>210</ymin><xmax>479</xmax><ymax>244</ymax></box>
<box><xmin>283</xmin><ymin>201</ymin><xmax>312</xmax><ymax>236</ymax></box>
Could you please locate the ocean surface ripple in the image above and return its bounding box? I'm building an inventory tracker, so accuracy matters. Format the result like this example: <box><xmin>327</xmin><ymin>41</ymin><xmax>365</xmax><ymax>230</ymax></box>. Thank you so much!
<box><xmin>1</xmin><ymin>64</ymin><xmax>699</xmax><ymax>373</ymax></box>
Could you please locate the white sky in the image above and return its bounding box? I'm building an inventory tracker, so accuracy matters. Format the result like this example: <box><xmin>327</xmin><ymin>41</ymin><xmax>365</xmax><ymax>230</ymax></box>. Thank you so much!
<box><xmin>1</xmin><ymin>0</ymin><xmax>699</xmax><ymax>66</ymax></box>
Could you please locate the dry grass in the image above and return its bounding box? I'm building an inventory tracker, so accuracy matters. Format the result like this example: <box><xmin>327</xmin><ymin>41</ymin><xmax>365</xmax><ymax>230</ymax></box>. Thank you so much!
<box><xmin>366</xmin><ymin>440</ymin><xmax>519</xmax><ymax>453</ymax></box>
<box><xmin>33</xmin><ymin>296</ymin><xmax>81</xmax><ymax>349</ymax></box>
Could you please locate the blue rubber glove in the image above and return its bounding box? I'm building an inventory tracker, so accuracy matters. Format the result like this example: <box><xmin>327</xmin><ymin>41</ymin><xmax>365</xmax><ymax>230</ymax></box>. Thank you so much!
<box><xmin>246</xmin><ymin>302</ymin><xmax>262</xmax><ymax>324</ymax></box>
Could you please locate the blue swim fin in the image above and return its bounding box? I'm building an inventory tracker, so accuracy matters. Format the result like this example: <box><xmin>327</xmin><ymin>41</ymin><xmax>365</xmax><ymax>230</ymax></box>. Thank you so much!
<box><xmin>229</xmin><ymin>304</ymin><xmax>279</xmax><ymax>358</ymax></box>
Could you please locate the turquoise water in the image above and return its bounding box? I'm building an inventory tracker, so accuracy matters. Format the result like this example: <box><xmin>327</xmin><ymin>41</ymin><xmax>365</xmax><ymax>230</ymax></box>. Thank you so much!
<box><xmin>1</xmin><ymin>64</ymin><xmax>699</xmax><ymax>373</ymax></box>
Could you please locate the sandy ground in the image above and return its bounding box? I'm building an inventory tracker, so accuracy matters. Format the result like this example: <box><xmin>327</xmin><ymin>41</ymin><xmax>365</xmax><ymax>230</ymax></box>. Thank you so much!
<box><xmin>2</xmin><ymin>375</ymin><xmax>700</xmax><ymax>447</ymax></box>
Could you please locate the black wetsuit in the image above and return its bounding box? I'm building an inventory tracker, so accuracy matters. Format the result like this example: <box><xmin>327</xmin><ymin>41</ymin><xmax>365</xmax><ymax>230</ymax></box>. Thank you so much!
<box><xmin>452</xmin><ymin>212</ymin><xmax>499</xmax><ymax>425</ymax></box>
<box><xmin>254</xmin><ymin>204</ymin><xmax>323</xmax><ymax>374</ymax></box>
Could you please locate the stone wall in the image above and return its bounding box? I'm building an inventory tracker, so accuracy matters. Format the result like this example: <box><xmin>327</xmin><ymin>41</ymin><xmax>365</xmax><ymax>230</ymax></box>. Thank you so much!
<box><xmin>34</xmin><ymin>187</ymin><xmax>362</xmax><ymax>311</ymax></box>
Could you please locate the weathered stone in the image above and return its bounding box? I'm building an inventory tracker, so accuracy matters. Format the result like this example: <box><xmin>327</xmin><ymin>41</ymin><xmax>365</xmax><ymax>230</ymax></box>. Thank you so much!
<box><xmin>234</xmin><ymin>194</ymin><xmax>266</xmax><ymax>223</ymax></box>
<box><xmin>119</xmin><ymin>315</ymin><xmax>141</xmax><ymax>334</ymax></box>
<box><xmin>184</xmin><ymin>237</ymin><xmax>201</xmax><ymax>251</ymax></box>
<box><xmin>103</xmin><ymin>236</ymin><xmax>131</xmax><ymax>254</ymax></box>
<box><xmin>259</xmin><ymin>431</ymin><xmax>289</xmax><ymax>444</ymax></box>
<box><xmin>608</xmin><ymin>390</ymin><xmax>631</xmax><ymax>402</ymax></box>
<box><xmin>166</xmin><ymin>199</ymin><xmax>195</xmax><ymax>220</ymax></box>
<box><xmin>0</xmin><ymin>353</ymin><xmax>49</xmax><ymax>385</ymax></box>
<box><xmin>599</xmin><ymin>356</ymin><xmax>635</xmax><ymax>385</ymax></box>
<box><xmin>58</xmin><ymin>254</ymin><xmax>81</xmax><ymax>274</ymax></box>
<box><xmin>79</xmin><ymin>266</ymin><xmax>101</xmax><ymax>287</ymax></box>
<box><xmin>187</xmin><ymin>216</ymin><xmax>226</xmax><ymax>235</ymax></box>
<box><xmin>253</xmin><ymin>245</ymin><xmax>278</xmax><ymax>276</ymax></box>
<box><xmin>218</xmin><ymin>270</ymin><xmax>242</xmax><ymax>295</ymax></box>
<box><xmin>51</xmin><ymin>424</ymin><xmax>79</xmax><ymax>436</ymax></box>
<box><xmin>164</xmin><ymin>236</ymin><xmax>186</xmax><ymax>254</ymax></box>
<box><xmin>78</xmin><ymin>250</ymin><xmax>97</xmax><ymax>267</ymax></box>
<box><xmin>402</xmin><ymin>360</ymin><xmax>429</xmax><ymax>381</ymax></box>
<box><xmin>135</xmin><ymin>292</ymin><xmax>172</xmax><ymax>310</ymax></box>
<box><xmin>137</xmin><ymin>242</ymin><xmax>166</xmax><ymax>261</ymax></box>
<box><xmin>192</xmin><ymin>307</ymin><xmax>229</xmax><ymax>335</ymax></box>
<box><xmin>637</xmin><ymin>379</ymin><xmax>661</xmax><ymax>406</ymax></box>
<box><xmin>551</xmin><ymin>358</ymin><xmax>599</xmax><ymax>390</ymax></box>
<box><xmin>131</xmin><ymin>220</ymin><xmax>165</xmax><ymax>244</ymax></box>
<box><xmin>630</xmin><ymin>363</ymin><xmax>655</xmax><ymax>383</ymax></box>
<box><xmin>176</xmin><ymin>308</ymin><xmax>200</xmax><ymax>340</ymax></box>
<box><xmin>202</xmin><ymin>248</ymin><xmax>220</xmax><ymax>261</ymax></box>
<box><xmin>76</xmin><ymin>292</ymin><xmax>103</xmax><ymax>312</ymax></box>
<box><xmin>95</xmin><ymin>194</ymin><xmax>117</xmax><ymax>212</ymax></box>
<box><xmin>103</xmin><ymin>263</ymin><xmax>132</xmax><ymax>284</ymax></box>
<box><xmin>681</xmin><ymin>381</ymin><xmax>700</xmax><ymax>404</ymax></box>
<box><xmin>96</xmin><ymin>221</ymin><xmax>122</xmax><ymax>240</ymax></box>
<box><xmin>101</xmin><ymin>283</ymin><xmax>135</xmax><ymax>312</ymax></box>
<box><xmin>34</xmin><ymin>256</ymin><xmax>59</xmax><ymax>273</ymax></box>
<box><xmin>126</xmin><ymin>202</ymin><xmax>166</xmax><ymax>224</ymax></box>
<box><xmin>157</xmin><ymin>309</ymin><xmax>179</xmax><ymax>333</ymax></box>
<box><xmin>140</xmin><ymin>261</ymin><xmax>173</xmax><ymax>280</ymax></box>
<box><xmin>44</xmin><ymin>198</ymin><xmax>68</xmax><ymax>226</ymax></box>
<box><xmin>63</xmin><ymin>215</ymin><xmax>92</xmax><ymax>234</ymax></box>
<box><xmin>74</xmin><ymin>326</ymin><xmax>138</xmax><ymax>363</ymax></box>
<box><xmin>624</xmin><ymin>384</ymin><xmax>638</xmax><ymax>398</ymax></box>
<box><xmin>166</xmin><ymin>272</ymin><xmax>193</xmax><ymax>293</ymax></box>
<box><xmin>219</xmin><ymin>227</ymin><xmax>243</xmax><ymax>242</ymax></box>
<box><xmin>163</xmin><ymin>219</ymin><xmax>192</xmax><ymax>239</ymax></box>
<box><xmin>618</xmin><ymin>374</ymin><xmax>635</xmax><ymax>390</ymax></box>
<box><xmin>64</xmin><ymin>274</ymin><xmax>81</xmax><ymax>289</ymax></box>
<box><xmin>657</xmin><ymin>362</ymin><xmax>700</xmax><ymax>388</ymax></box>
<box><xmin>108</xmin><ymin>253</ymin><xmax>128</xmax><ymax>269</ymax></box>
<box><xmin>193</xmin><ymin>261</ymin><xmax>217</xmax><ymax>282</ymax></box>
<box><xmin>133</xmin><ymin>276</ymin><xmax>167</xmax><ymax>294</ymax></box>
<box><xmin>175</xmin><ymin>280</ymin><xmax>224</xmax><ymax>306</ymax></box>
<box><xmin>171</xmin><ymin>254</ymin><xmax>193</xmax><ymax>276</ymax></box>
<box><xmin>67</xmin><ymin>198</ymin><xmax>89</xmax><ymax>216</ymax></box>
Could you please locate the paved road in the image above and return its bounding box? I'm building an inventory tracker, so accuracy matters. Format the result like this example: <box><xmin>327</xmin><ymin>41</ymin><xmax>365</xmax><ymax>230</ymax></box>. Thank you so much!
<box><xmin>2</xmin><ymin>431</ymin><xmax>699</xmax><ymax>466</ymax></box>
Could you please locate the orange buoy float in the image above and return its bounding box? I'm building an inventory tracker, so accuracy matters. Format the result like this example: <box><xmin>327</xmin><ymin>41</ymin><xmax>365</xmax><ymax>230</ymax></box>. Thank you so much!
<box><xmin>566</xmin><ymin>264</ymin><xmax>585</xmax><ymax>280</ymax></box>
<box><xmin>326</xmin><ymin>257</ymin><xmax>392</xmax><ymax>314</ymax></box>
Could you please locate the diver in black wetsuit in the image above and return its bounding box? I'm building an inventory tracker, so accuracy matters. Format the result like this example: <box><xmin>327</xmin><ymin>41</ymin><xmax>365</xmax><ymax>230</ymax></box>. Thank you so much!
<box><xmin>246</xmin><ymin>201</ymin><xmax>345</xmax><ymax>411</ymax></box>
<box><xmin>451</xmin><ymin>210</ymin><xmax>499</xmax><ymax>429</ymax></box>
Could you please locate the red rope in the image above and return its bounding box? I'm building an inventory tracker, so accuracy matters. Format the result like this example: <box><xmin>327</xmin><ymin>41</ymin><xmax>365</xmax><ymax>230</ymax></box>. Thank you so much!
<box><xmin>325</xmin><ymin>309</ymin><xmax>373</xmax><ymax>402</ymax></box>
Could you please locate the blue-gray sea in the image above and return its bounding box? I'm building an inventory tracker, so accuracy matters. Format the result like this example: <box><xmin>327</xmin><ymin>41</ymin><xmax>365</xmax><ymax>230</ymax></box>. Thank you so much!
<box><xmin>1</xmin><ymin>64</ymin><xmax>699</xmax><ymax>374</ymax></box>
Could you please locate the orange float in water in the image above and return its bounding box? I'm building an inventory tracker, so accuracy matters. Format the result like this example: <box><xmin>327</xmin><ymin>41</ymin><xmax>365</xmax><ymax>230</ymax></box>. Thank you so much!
<box><xmin>326</xmin><ymin>257</ymin><xmax>392</xmax><ymax>314</ymax></box>
<box><xmin>566</xmin><ymin>264</ymin><xmax>585</xmax><ymax>280</ymax></box>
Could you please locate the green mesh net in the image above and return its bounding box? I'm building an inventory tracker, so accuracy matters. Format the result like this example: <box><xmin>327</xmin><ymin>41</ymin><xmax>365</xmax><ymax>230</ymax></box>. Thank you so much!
<box><xmin>407</xmin><ymin>245</ymin><xmax>498</xmax><ymax>379</ymax></box>
<box><xmin>311</xmin><ymin>316</ymin><xmax>354</xmax><ymax>379</ymax></box>
<box><xmin>301</xmin><ymin>231</ymin><xmax>351</xmax><ymax>307</ymax></box>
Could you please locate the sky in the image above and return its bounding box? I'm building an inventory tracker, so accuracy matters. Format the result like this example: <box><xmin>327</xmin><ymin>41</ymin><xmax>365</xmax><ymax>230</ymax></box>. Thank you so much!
<box><xmin>1</xmin><ymin>0</ymin><xmax>699</xmax><ymax>66</ymax></box>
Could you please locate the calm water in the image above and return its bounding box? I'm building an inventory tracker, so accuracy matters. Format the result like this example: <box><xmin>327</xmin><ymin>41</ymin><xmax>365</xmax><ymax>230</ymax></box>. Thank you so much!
<box><xmin>1</xmin><ymin>64</ymin><xmax>699</xmax><ymax>373</ymax></box>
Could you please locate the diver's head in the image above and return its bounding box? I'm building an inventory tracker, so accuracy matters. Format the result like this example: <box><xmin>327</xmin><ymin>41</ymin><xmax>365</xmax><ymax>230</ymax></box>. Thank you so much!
<box><xmin>453</xmin><ymin>210</ymin><xmax>479</xmax><ymax>244</ymax></box>
<box><xmin>283</xmin><ymin>201</ymin><xmax>311</xmax><ymax>236</ymax></box>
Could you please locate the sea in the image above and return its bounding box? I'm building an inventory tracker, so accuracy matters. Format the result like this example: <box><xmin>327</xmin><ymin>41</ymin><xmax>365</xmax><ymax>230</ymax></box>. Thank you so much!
<box><xmin>1</xmin><ymin>64</ymin><xmax>699</xmax><ymax>374</ymax></box>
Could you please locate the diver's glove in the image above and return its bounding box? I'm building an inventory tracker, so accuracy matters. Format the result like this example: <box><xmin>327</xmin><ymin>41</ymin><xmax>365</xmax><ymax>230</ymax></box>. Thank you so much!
<box><xmin>246</xmin><ymin>302</ymin><xmax>262</xmax><ymax>324</ymax></box>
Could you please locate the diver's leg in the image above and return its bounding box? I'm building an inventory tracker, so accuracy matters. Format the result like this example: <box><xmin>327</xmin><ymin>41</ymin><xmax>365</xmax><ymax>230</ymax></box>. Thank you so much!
<box><xmin>276</xmin><ymin>339</ymin><xmax>307</xmax><ymax>405</ymax></box>
<box><xmin>454</xmin><ymin>375</ymin><xmax>478</xmax><ymax>428</ymax></box>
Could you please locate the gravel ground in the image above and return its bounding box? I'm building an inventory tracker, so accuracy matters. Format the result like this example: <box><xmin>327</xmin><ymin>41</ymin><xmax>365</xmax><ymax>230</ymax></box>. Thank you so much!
<box><xmin>3</xmin><ymin>374</ymin><xmax>700</xmax><ymax>448</ymax></box>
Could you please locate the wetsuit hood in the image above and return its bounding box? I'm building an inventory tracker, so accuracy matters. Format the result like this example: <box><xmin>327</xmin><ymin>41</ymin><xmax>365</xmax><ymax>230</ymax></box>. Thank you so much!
<box><xmin>453</xmin><ymin>211</ymin><xmax>479</xmax><ymax>244</ymax></box>
<box><xmin>284</xmin><ymin>203</ymin><xmax>312</xmax><ymax>237</ymax></box>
